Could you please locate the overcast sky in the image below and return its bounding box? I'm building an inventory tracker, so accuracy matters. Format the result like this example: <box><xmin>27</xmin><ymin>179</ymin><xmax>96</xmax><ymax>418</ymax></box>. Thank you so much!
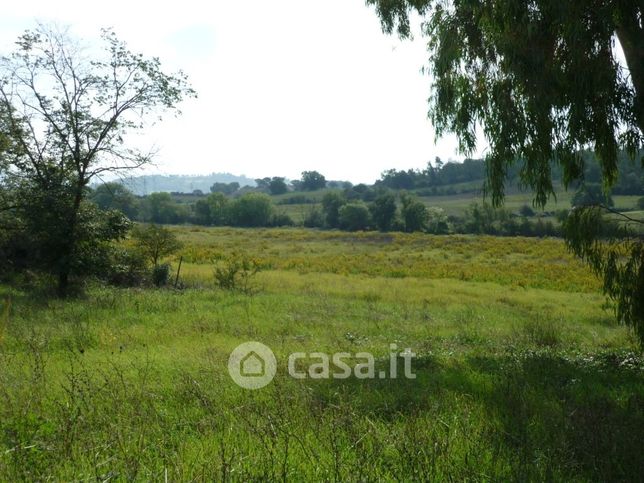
<box><xmin>1</xmin><ymin>0</ymin><xmax>482</xmax><ymax>183</ymax></box>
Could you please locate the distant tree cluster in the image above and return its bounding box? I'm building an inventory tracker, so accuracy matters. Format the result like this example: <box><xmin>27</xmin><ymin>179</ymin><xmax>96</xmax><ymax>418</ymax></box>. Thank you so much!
<box><xmin>377</xmin><ymin>153</ymin><xmax>644</xmax><ymax>197</ymax></box>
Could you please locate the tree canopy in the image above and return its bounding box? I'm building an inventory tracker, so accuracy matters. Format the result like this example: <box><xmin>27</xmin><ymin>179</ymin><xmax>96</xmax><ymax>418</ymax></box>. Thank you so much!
<box><xmin>0</xmin><ymin>24</ymin><xmax>195</xmax><ymax>294</ymax></box>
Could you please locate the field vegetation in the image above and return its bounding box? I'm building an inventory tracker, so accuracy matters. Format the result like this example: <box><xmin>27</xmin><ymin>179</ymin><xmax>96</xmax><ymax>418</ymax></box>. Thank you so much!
<box><xmin>1</xmin><ymin>228</ymin><xmax>642</xmax><ymax>480</ymax></box>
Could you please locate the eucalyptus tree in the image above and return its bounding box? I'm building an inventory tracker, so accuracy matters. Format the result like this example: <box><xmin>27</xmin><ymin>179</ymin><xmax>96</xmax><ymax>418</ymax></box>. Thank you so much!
<box><xmin>0</xmin><ymin>24</ymin><xmax>195</xmax><ymax>294</ymax></box>
<box><xmin>368</xmin><ymin>0</ymin><xmax>644</xmax><ymax>343</ymax></box>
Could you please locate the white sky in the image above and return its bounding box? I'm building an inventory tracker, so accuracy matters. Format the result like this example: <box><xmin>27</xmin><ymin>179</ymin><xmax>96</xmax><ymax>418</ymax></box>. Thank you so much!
<box><xmin>0</xmin><ymin>0</ymin><xmax>481</xmax><ymax>184</ymax></box>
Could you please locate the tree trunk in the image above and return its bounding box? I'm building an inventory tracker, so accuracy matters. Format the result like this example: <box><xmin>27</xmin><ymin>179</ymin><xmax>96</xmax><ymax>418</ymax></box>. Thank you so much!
<box><xmin>56</xmin><ymin>179</ymin><xmax>85</xmax><ymax>297</ymax></box>
<box><xmin>616</xmin><ymin>4</ymin><xmax>644</xmax><ymax>133</ymax></box>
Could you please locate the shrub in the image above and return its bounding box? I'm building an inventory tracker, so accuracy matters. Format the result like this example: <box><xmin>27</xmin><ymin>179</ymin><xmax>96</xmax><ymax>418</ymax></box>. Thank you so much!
<box><xmin>214</xmin><ymin>254</ymin><xmax>261</xmax><ymax>294</ymax></box>
<box><xmin>270</xmin><ymin>213</ymin><xmax>295</xmax><ymax>227</ymax></box>
<box><xmin>132</xmin><ymin>224</ymin><xmax>182</xmax><ymax>267</ymax></box>
<box><xmin>104</xmin><ymin>248</ymin><xmax>149</xmax><ymax>287</ymax></box>
<box><xmin>338</xmin><ymin>203</ymin><xmax>371</xmax><ymax>231</ymax></box>
<box><xmin>321</xmin><ymin>191</ymin><xmax>346</xmax><ymax>228</ymax></box>
<box><xmin>152</xmin><ymin>263</ymin><xmax>172</xmax><ymax>287</ymax></box>
<box><xmin>303</xmin><ymin>206</ymin><xmax>325</xmax><ymax>228</ymax></box>
<box><xmin>228</xmin><ymin>193</ymin><xmax>274</xmax><ymax>227</ymax></box>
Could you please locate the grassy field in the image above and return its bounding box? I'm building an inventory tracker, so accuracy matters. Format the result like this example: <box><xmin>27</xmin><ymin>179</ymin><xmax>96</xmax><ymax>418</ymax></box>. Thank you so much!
<box><xmin>274</xmin><ymin>187</ymin><xmax>643</xmax><ymax>223</ymax></box>
<box><xmin>1</xmin><ymin>228</ymin><xmax>643</xmax><ymax>481</ymax></box>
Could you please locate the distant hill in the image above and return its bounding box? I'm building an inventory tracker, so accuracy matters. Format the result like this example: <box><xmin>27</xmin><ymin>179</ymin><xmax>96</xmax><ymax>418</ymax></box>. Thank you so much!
<box><xmin>116</xmin><ymin>173</ymin><xmax>256</xmax><ymax>195</ymax></box>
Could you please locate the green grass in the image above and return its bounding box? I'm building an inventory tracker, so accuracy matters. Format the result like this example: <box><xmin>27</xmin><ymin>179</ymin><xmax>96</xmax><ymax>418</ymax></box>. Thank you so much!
<box><xmin>0</xmin><ymin>228</ymin><xmax>642</xmax><ymax>481</ymax></box>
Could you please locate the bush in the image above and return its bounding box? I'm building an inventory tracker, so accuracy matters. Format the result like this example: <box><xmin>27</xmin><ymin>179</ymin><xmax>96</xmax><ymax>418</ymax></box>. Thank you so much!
<box><xmin>214</xmin><ymin>254</ymin><xmax>262</xmax><ymax>294</ymax></box>
<box><xmin>228</xmin><ymin>193</ymin><xmax>274</xmax><ymax>227</ymax></box>
<box><xmin>270</xmin><ymin>213</ymin><xmax>295</xmax><ymax>227</ymax></box>
<box><xmin>303</xmin><ymin>206</ymin><xmax>325</xmax><ymax>228</ymax></box>
<box><xmin>152</xmin><ymin>263</ymin><xmax>172</xmax><ymax>287</ymax></box>
<box><xmin>339</xmin><ymin>203</ymin><xmax>371</xmax><ymax>231</ymax></box>
<box><xmin>104</xmin><ymin>248</ymin><xmax>149</xmax><ymax>287</ymax></box>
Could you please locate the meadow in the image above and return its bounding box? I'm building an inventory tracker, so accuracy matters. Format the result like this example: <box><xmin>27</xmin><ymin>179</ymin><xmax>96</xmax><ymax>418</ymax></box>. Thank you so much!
<box><xmin>1</xmin><ymin>228</ymin><xmax>643</xmax><ymax>481</ymax></box>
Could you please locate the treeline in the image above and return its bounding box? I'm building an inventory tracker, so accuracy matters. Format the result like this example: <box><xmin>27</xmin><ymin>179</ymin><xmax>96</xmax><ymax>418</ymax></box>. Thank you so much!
<box><xmin>90</xmin><ymin>183</ymin><xmax>563</xmax><ymax>237</ymax></box>
<box><xmin>377</xmin><ymin>151</ymin><xmax>644</xmax><ymax>196</ymax></box>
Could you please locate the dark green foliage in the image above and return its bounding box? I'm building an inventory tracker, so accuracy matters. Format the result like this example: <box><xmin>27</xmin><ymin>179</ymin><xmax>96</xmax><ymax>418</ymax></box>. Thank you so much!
<box><xmin>339</xmin><ymin>203</ymin><xmax>371</xmax><ymax>231</ymax></box>
<box><xmin>370</xmin><ymin>192</ymin><xmax>398</xmax><ymax>231</ymax></box>
<box><xmin>104</xmin><ymin>248</ymin><xmax>149</xmax><ymax>287</ymax></box>
<box><xmin>141</xmin><ymin>192</ymin><xmax>189</xmax><ymax>224</ymax></box>
<box><xmin>90</xmin><ymin>183</ymin><xmax>139</xmax><ymax>219</ymax></box>
<box><xmin>152</xmin><ymin>263</ymin><xmax>172</xmax><ymax>287</ymax></box>
<box><xmin>132</xmin><ymin>224</ymin><xmax>183</xmax><ymax>267</ymax></box>
<box><xmin>303</xmin><ymin>206</ymin><xmax>325</xmax><ymax>228</ymax></box>
<box><xmin>227</xmin><ymin>193</ymin><xmax>273</xmax><ymax>227</ymax></box>
<box><xmin>210</xmin><ymin>182</ymin><xmax>240</xmax><ymax>195</ymax></box>
<box><xmin>400</xmin><ymin>194</ymin><xmax>428</xmax><ymax>232</ymax></box>
<box><xmin>270</xmin><ymin>213</ymin><xmax>294</xmax><ymax>227</ymax></box>
<box><xmin>0</xmin><ymin>25</ymin><xmax>194</xmax><ymax>295</ymax></box>
<box><xmin>268</xmin><ymin>177</ymin><xmax>288</xmax><ymax>195</ymax></box>
<box><xmin>321</xmin><ymin>191</ymin><xmax>347</xmax><ymax>228</ymax></box>
<box><xmin>193</xmin><ymin>192</ymin><xmax>229</xmax><ymax>226</ymax></box>
<box><xmin>300</xmin><ymin>171</ymin><xmax>327</xmax><ymax>191</ymax></box>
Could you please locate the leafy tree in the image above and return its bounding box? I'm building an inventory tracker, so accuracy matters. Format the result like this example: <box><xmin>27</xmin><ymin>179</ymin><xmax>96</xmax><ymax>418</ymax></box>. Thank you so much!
<box><xmin>303</xmin><ymin>205</ymin><xmax>325</xmax><ymax>228</ymax></box>
<box><xmin>339</xmin><ymin>203</ymin><xmax>371</xmax><ymax>231</ymax></box>
<box><xmin>132</xmin><ymin>224</ymin><xmax>183</xmax><ymax>267</ymax></box>
<box><xmin>0</xmin><ymin>25</ymin><xmax>194</xmax><ymax>295</ymax></box>
<box><xmin>142</xmin><ymin>192</ymin><xmax>187</xmax><ymax>224</ymax></box>
<box><xmin>300</xmin><ymin>171</ymin><xmax>327</xmax><ymax>191</ymax></box>
<box><xmin>426</xmin><ymin>207</ymin><xmax>450</xmax><ymax>234</ymax></box>
<box><xmin>193</xmin><ymin>192</ymin><xmax>229</xmax><ymax>226</ymax></box>
<box><xmin>91</xmin><ymin>183</ymin><xmax>139</xmax><ymax>219</ymax></box>
<box><xmin>228</xmin><ymin>193</ymin><xmax>273</xmax><ymax>227</ymax></box>
<box><xmin>268</xmin><ymin>177</ymin><xmax>288</xmax><ymax>195</ymax></box>
<box><xmin>400</xmin><ymin>194</ymin><xmax>428</xmax><ymax>232</ymax></box>
<box><xmin>321</xmin><ymin>191</ymin><xmax>346</xmax><ymax>228</ymax></box>
<box><xmin>369</xmin><ymin>0</ymin><xmax>644</xmax><ymax>343</ymax></box>
<box><xmin>370</xmin><ymin>192</ymin><xmax>398</xmax><ymax>231</ymax></box>
<box><xmin>210</xmin><ymin>182</ymin><xmax>239</xmax><ymax>195</ymax></box>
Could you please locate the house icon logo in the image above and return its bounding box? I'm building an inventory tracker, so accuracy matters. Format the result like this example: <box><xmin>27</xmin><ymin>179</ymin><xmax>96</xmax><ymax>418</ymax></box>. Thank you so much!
<box><xmin>240</xmin><ymin>351</ymin><xmax>265</xmax><ymax>377</ymax></box>
<box><xmin>228</xmin><ymin>342</ymin><xmax>277</xmax><ymax>390</ymax></box>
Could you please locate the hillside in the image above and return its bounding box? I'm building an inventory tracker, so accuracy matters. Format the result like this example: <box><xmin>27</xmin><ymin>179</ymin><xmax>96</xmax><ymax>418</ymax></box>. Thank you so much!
<box><xmin>118</xmin><ymin>173</ymin><xmax>256</xmax><ymax>195</ymax></box>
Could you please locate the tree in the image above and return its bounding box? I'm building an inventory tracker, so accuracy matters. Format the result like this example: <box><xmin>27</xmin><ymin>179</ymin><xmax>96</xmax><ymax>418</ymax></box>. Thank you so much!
<box><xmin>370</xmin><ymin>192</ymin><xmax>398</xmax><ymax>231</ymax></box>
<box><xmin>369</xmin><ymin>0</ymin><xmax>644</xmax><ymax>344</ymax></box>
<box><xmin>90</xmin><ymin>182</ymin><xmax>139</xmax><ymax>219</ymax></box>
<box><xmin>210</xmin><ymin>182</ymin><xmax>239</xmax><ymax>195</ymax></box>
<box><xmin>400</xmin><ymin>194</ymin><xmax>428</xmax><ymax>233</ymax></box>
<box><xmin>0</xmin><ymin>25</ymin><xmax>194</xmax><ymax>295</ymax></box>
<box><xmin>300</xmin><ymin>171</ymin><xmax>327</xmax><ymax>191</ymax></box>
<box><xmin>321</xmin><ymin>191</ymin><xmax>346</xmax><ymax>228</ymax></box>
<box><xmin>142</xmin><ymin>192</ymin><xmax>186</xmax><ymax>224</ymax></box>
<box><xmin>228</xmin><ymin>193</ymin><xmax>273</xmax><ymax>227</ymax></box>
<box><xmin>338</xmin><ymin>203</ymin><xmax>371</xmax><ymax>231</ymax></box>
<box><xmin>268</xmin><ymin>177</ymin><xmax>288</xmax><ymax>195</ymax></box>
<box><xmin>132</xmin><ymin>224</ymin><xmax>182</xmax><ymax>267</ymax></box>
